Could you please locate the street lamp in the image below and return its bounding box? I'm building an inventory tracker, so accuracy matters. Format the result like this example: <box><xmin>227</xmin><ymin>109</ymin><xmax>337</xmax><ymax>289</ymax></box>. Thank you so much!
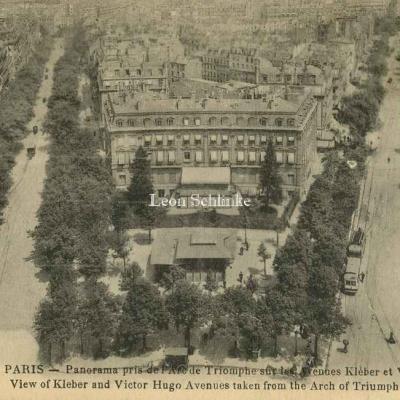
<box><xmin>244</xmin><ymin>221</ymin><xmax>248</xmax><ymax>249</ymax></box>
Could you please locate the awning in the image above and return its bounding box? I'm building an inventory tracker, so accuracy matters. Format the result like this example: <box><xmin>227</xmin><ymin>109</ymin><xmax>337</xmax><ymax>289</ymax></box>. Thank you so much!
<box><xmin>129</xmin><ymin>152</ymin><xmax>135</xmax><ymax>163</ymax></box>
<box><xmin>222</xmin><ymin>134</ymin><xmax>229</xmax><ymax>142</ymax></box>
<box><xmin>237</xmin><ymin>135</ymin><xmax>244</xmax><ymax>142</ymax></box>
<box><xmin>260</xmin><ymin>151</ymin><xmax>266</xmax><ymax>161</ymax></box>
<box><xmin>157</xmin><ymin>151</ymin><xmax>164</xmax><ymax>163</ymax></box>
<box><xmin>276</xmin><ymin>151</ymin><xmax>283</xmax><ymax>163</ymax></box>
<box><xmin>156</xmin><ymin>135</ymin><xmax>163</xmax><ymax>143</ymax></box>
<box><xmin>249</xmin><ymin>151</ymin><xmax>256</xmax><ymax>162</ymax></box>
<box><xmin>260</xmin><ymin>135</ymin><xmax>267</xmax><ymax>143</ymax></box>
<box><xmin>287</xmin><ymin>152</ymin><xmax>295</xmax><ymax>164</ymax></box>
<box><xmin>237</xmin><ymin>151</ymin><xmax>244</xmax><ymax>162</ymax></box>
<box><xmin>168</xmin><ymin>135</ymin><xmax>174</xmax><ymax>142</ymax></box>
<box><xmin>288</xmin><ymin>136</ymin><xmax>295</xmax><ymax>142</ymax></box>
<box><xmin>249</xmin><ymin>135</ymin><xmax>255</xmax><ymax>142</ymax></box>
<box><xmin>210</xmin><ymin>151</ymin><xmax>217</xmax><ymax>162</ymax></box>
<box><xmin>168</xmin><ymin>151</ymin><xmax>175</xmax><ymax>163</ymax></box>
<box><xmin>195</xmin><ymin>134</ymin><xmax>202</xmax><ymax>141</ymax></box>
<box><xmin>144</xmin><ymin>135</ymin><xmax>151</xmax><ymax>143</ymax></box>
<box><xmin>183</xmin><ymin>134</ymin><xmax>190</xmax><ymax>142</ymax></box>
<box><xmin>210</xmin><ymin>134</ymin><xmax>217</xmax><ymax>142</ymax></box>
<box><xmin>195</xmin><ymin>151</ymin><xmax>203</xmax><ymax>162</ymax></box>
<box><xmin>276</xmin><ymin>136</ymin><xmax>283</xmax><ymax>143</ymax></box>
<box><xmin>221</xmin><ymin>151</ymin><xmax>229</xmax><ymax>162</ymax></box>
<box><xmin>181</xmin><ymin>167</ymin><xmax>231</xmax><ymax>185</ymax></box>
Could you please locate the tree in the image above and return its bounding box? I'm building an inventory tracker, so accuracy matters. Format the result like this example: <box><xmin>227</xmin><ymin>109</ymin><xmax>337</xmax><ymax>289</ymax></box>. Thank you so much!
<box><xmin>117</xmin><ymin>278</ymin><xmax>166</xmax><ymax>353</ymax></box>
<box><xmin>264</xmin><ymin>288</ymin><xmax>297</xmax><ymax>357</ymax></box>
<box><xmin>166</xmin><ymin>280</ymin><xmax>208</xmax><ymax>349</ymax></box>
<box><xmin>204</xmin><ymin>271</ymin><xmax>218</xmax><ymax>293</ymax></box>
<box><xmin>305</xmin><ymin>263</ymin><xmax>349</xmax><ymax>362</ymax></box>
<box><xmin>127</xmin><ymin>146</ymin><xmax>155</xmax><ymax>240</ymax></box>
<box><xmin>337</xmin><ymin>92</ymin><xmax>379</xmax><ymax>136</ymax></box>
<box><xmin>119</xmin><ymin>262</ymin><xmax>143</xmax><ymax>291</ymax></box>
<box><xmin>259</xmin><ymin>140</ymin><xmax>282</xmax><ymax>209</ymax></box>
<box><xmin>76</xmin><ymin>279</ymin><xmax>117</xmax><ymax>358</ymax></box>
<box><xmin>211</xmin><ymin>286</ymin><xmax>257</xmax><ymax>357</ymax></box>
<box><xmin>127</xmin><ymin>146</ymin><xmax>153</xmax><ymax>208</ymax></box>
<box><xmin>34</xmin><ymin>272</ymin><xmax>77</xmax><ymax>364</ymax></box>
<box><xmin>257</xmin><ymin>242</ymin><xmax>270</xmax><ymax>277</ymax></box>
<box><xmin>159</xmin><ymin>265</ymin><xmax>186</xmax><ymax>292</ymax></box>
<box><xmin>111</xmin><ymin>190</ymin><xmax>130</xmax><ymax>232</ymax></box>
<box><xmin>108</xmin><ymin>230</ymin><xmax>131</xmax><ymax>270</ymax></box>
<box><xmin>274</xmin><ymin>229</ymin><xmax>314</xmax><ymax>273</ymax></box>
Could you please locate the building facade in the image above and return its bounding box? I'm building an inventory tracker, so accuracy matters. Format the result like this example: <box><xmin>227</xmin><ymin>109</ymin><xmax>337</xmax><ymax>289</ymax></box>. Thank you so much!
<box><xmin>103</xmin><ymin>89</ymin><xmax>318</xmax><ymax>200</ymax></box>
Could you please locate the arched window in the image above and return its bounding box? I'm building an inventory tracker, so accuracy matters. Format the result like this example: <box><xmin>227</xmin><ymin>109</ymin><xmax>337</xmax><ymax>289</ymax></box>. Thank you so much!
<box><xmin>221</xmin><ymin>116</ymin><xmax>230</xmax><ymax>125</ymax></box>
<box><xmin>143</xmin><ymin>118</ymin><xmax>151</xmax><ymax>127</ymax></box>
<box><xmin>275</xmin><ymin>118</ymin><xmax>283</xmax><ymax>127</ymax></box>
<box><xmin>167</xmin><ymin>118</ymin><xmax>174</xmax><ymax>126</ymax></box>
<box><xmin>260</xmin><ymin>118</ymin><xmax>268</xmax><ymax>126</ymax></box>
<box><xmin>209</xmin><ymin>117</ymin><xmax>217</xmax><ymax>126</ymax></box>
<box><xmin>155</xmin><ymin>118</ymin><xmax>162</xmax><ymax>126</ymax></box>
<box><xmin>236</xmin><ymin>117</ymin><xmax>245</xmax><ymax>126</ymax></box>
<box><xmin>248</xmin><ymin>117</ymin><xmax>257</xmax><ymax>127</ymax></box>
<box><xmin>287</xmin><ymin>118</ymin><xmax>295</xmax><ymax>127</ymax></box>
<box><xmin>116</xmin><ymin>119</ymin><xmax>123</xmax><ymax>127</ymax></box>
<box><xmin>127</xmin><ymin>119</ymin><xmax>135</xmax><ymax>127</ymax></box>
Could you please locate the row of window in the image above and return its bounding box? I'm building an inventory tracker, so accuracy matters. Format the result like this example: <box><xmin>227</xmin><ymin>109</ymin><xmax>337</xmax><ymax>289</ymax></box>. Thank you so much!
<box><xmin>113</xmin><ymin>67</ymin><xmax>165</xmax><ymax>78</ymax></box>
<box><xmin>115</xmin><ymin>116</ymin><xmax>297</xmax><ymax>128</ymax></box>
<box><xmin>117</xmin><ymin>171</ymin><xmax>295</xmax><ymax>188</ymax></box>
<box><xmin>115</xmin><ymin>150</ymin><xmax>296</xmax><ymax>165</ymax></box>
<box><xmin>114</xmin><ymin>133</ymin><xmax>296</xmax><ymax>147</ymax></box>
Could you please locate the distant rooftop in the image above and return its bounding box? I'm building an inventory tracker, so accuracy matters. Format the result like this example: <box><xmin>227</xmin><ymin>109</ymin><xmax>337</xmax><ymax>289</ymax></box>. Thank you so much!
<box><xmin>108</xmin><ymin>89</ymin><xmax>311</xmax><ymax>115</ymax></box>
<box><xmin>150</xmin><ymin>228</ymin><xmax>237</xmax><ymax>265</ymax></box>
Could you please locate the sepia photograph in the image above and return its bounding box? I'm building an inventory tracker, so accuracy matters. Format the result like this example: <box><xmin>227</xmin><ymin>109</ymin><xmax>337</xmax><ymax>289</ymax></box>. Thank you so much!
<box><xmin>0</xmin><ymin>0</ymin><xmax>399</xmax><ymax>398</ymax></box>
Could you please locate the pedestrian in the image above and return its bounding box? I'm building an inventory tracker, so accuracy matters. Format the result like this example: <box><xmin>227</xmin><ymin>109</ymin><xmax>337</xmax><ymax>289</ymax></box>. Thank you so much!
<box><xmin>388</xmin><ymin>157</ymin><xmax>391</xmax><ymax>163</ymax></box>
<box><xmin>244</xmin><ymin>241</ymin><xmax>249</xmax><ymax>251</ymax></box>
<box><xmin>238</xmin><ymin>271</ymin><xmax>243</xmax><ymax>284</ymax></box>
<box><xmin>239</xmin><ymin>246</ymin><xmax>244</xmax><ymax>256</ymax></box>
<box><xmin>343</xmin><ymin>339</ymin><xmax>349</xmax><ymax>353</ymax></box>
<box><xmin>359</xmin><ymin>272</ymin><xmax>365</xmax><ymax>283</ymax></box>
<box><xmin>306</xmin><ymin>337</ymin><xmax>312</xmax><ymax>352</ymax></box>
<box><xmin>388</xmin><ymin>331</ymin><xmax>396</xmax><ymax>344</ymax></box>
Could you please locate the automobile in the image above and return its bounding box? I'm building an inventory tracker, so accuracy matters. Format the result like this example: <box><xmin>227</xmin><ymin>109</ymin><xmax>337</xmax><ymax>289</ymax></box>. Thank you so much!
<box><xmin>162</xmin><ymin>347</ymin><xmax>188</xmax><ymax>371</ymax></box>
<box><xmin>33</xmin><ymin>125</ymin><xmax>38</xmax><ymax>135</ymax></box>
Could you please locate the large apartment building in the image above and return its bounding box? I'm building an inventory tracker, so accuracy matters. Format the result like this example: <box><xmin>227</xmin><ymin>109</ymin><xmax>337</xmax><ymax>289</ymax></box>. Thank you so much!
<box><xmin>103</xmin><ymin>88</ymin><xmax>318</xmax><ymax>200</ymax></box>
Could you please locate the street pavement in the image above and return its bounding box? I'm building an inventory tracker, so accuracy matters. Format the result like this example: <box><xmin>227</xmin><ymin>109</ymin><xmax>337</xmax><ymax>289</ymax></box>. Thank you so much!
<box><xmin>328</xmin><ymin>34</ymin><xmax>400</xmax><ymax>375</ymax></box>
<box><xmin>0</xmin><ymin>39</ymin><xmax>64</xmax><ymax>363</ymax></box>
